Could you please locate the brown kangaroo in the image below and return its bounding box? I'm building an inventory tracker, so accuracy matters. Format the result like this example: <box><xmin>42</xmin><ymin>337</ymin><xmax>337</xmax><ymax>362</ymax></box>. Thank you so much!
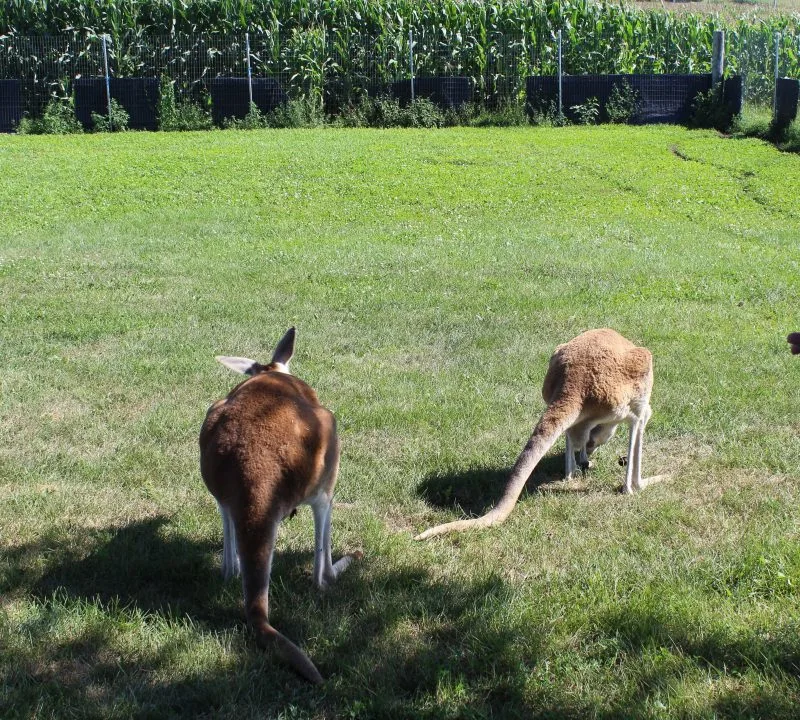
<box><xmin>200</xmin><ymin>327</ymin><xmax>361</xmax><ymax>684</ymax></box>
<box><xmin>789</xmin><ymin>333</ymin><xmax>800</xmax><ymax>354</ymax></box>
<box><xmin>416</xmin><ymin>328</ymin><xmax>654</xmax><ymax>541</ymax></box>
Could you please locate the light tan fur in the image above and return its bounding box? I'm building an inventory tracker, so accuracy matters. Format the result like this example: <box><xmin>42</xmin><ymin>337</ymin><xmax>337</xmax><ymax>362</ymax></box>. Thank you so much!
<box><xmin>415</xmin><ymin>329</ymin><xmax>653</xmax><ymax>540</ymax></box>
<box><xmin>199</xmin><ymin>327</ymin><xmax>361</xmax><ymax>684</ymax></box>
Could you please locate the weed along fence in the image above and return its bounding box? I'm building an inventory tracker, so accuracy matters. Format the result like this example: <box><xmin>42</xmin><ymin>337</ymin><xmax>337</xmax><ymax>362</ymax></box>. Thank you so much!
<box><xmin>528</xmin><ymin>74</ymin><xmax>723</xmax><ymax>124</ymax></box>
<box><xmin>73</xmin><ymin>78</ymin><xmax>160</xmax><ymax>131</ymax></box>
<box><xmin>0</xmin><ymin>25</ymin><xmax>798</xmax><ymax>132</ymax></box>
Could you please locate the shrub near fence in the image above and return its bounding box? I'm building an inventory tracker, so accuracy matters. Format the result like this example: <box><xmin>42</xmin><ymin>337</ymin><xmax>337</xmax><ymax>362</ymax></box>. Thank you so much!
<box><xmin>73</xmin><ymin>77</ymin><xmax>159</xmax><ymax>130</ymax></box>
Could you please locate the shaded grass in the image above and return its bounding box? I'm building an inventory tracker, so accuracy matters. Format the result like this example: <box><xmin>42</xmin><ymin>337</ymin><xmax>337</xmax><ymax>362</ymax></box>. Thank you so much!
<box><xmin>734</xmin><ymin>106</ymin><xmax>800</xmax><ymax>153</ymax></box>
<box><xmin>1</xmin><ymin>125</ymin><xmax>799</xmax><ymax>718</ymax></box>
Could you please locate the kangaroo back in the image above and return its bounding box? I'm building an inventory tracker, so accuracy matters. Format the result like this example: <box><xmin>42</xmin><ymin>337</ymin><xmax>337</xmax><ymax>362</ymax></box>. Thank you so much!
<box><xmin>200</xmin><ymin>371</ymin><xmax>335</xmax><ymax>516</ymax></box>
<box><xmin>200</xmin><ymin>327</ymin><xmax>359</xmax><ymax>684</ymax></box>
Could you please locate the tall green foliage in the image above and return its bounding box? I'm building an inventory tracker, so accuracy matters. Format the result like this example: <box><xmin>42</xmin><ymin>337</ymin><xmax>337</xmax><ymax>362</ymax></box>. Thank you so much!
<box><xmin>1</xmin><ymin>1</ymin><xmax>798</xmax><ymax>106</ymax></box>
<box><xmin>157</xmin><ymin>75</ymin><xmax>213</xmax><ymax>131</ymax></box>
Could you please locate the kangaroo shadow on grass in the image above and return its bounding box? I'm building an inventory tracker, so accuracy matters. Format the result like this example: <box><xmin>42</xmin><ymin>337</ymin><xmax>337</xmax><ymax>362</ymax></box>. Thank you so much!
<box><xmin>583</xmin><ymin>600</ymin><xmax>800</xmax><ymax>719</ymax></box>
<box><xmin>416</xmin><ymin>453</ymin><xmax>582</xmax><ymax>517</ymax></box>
<box><xmin>4</xmin><ymin>515</ymin><xmax>544</xmax><ymax>718</ymax></box>
<box><xmin>19</xmin><ymin>515</ymin><xmax>346</xmax><ymax>630</ymax></box>
<box><xmin>14</xmin><ymin>516</ymin><xmax>230</xmax><ymax>624</ymax></box>
<box><xmin>7</xmin><ymin>515</ymin><xmax>800</xmax><ymax>718</ymax></box>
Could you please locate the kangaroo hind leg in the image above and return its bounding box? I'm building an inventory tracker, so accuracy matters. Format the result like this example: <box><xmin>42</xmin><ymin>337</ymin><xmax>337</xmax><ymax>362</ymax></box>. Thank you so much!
<box><xmin>310</xmin><ymin>494</ymin><xmax>359</xmax><ymax>589</ymax></box>
<box><xmin>219</xmin><ymin>502</ymin><xmax>240</xmax><ymax>580</ymax></box>
<box><xmin>310</xmin><ymin>438</ymin><xmax>361</xmax><ymax>589</ymax></box>
<box><xmin>564</xmin><ymin>433</ymin><xmax>577</xmax><ymax>479</ymax></box>
<box><xmin>623</xmin><ymin>406</ymin><xmax>651</xmax><ymax>494</ymax></box>
<box><xmin>629</xmin><ymin>405</ymin><xmax>652</xmax><ymax>492</ymax></box>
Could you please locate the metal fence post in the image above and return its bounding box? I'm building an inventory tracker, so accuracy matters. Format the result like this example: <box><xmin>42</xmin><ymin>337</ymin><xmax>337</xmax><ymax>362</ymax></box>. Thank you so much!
<box><xmin>557</xmin><ymin>29</ymin><xmax>563</xmax><ymax>116</ymax></box>
<box><xmin>409</xmin><ymin>28</ymin><xmax>415</xmax><ymax>102</ymax></box>
<box><xmin>774</xmin><ymin>32</ymin><xmax>781</xmax><ymax>117</ymax></box>
<box><xmin>102</xmin><ymin>34</ymin><xmax>113</xmax><ymax>130</ymax></box>
<box><xmin>711</xmin><ymin>30</ymin><xmax>724</xmax><ymax>87</ymax></box>
<box><xmin>245</xmin><ymin>32</ymin><xmax>253</xmax><ymax>107</ymax></box>
<box><xmin>321</xmin><ymin>26</ymin><xmax>327</xmax><ymax>113</ymax></box>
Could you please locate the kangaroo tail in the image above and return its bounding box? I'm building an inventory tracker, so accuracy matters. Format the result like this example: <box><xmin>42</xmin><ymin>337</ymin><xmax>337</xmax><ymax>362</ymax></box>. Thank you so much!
<box><xmin>253</xmin><ymin>621</ymin><xmax>324</xmax><ymax>684</ymax></box>
<box><xmin>415</xmin><ymin>402</ymin><xmax>580</xmax><ymax>540</ymax></box>
<box><xmin>239</xmin><ymin>519</ymin><xmax>324</xmax><ymax>685</ymax></box>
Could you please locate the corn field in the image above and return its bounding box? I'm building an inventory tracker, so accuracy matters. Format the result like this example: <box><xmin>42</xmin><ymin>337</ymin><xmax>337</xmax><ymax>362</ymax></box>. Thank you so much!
<box><xmin>1</xmin><ymin>0</ymin><xmax>799</xmax><ymax>113</ymax></box>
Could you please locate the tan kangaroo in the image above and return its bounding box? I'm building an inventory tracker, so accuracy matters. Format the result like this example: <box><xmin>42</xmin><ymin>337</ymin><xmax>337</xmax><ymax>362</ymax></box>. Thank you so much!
<box><xmin>415</xmin><ymin>328</ymin><xmax>653</xmax><ymax>541</ymax></box>
<box><xmin>199</xmin><ymin>327</ymin><xmax>361</xmax><ymax>684</ymax></box>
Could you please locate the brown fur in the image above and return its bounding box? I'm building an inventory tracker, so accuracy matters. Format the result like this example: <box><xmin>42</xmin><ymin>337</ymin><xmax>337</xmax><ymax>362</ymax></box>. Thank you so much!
<box><xmin>415</xmin><ymin>329</ymin><xmax>654</xmax><ymax>540</ymax></box>
<box><xmin>200</xmin><ymin>329</ymin><xmax>360</xmax><ymax>684</ymax></box>
<box><xmin>201</xmin><ymin>371</ymin><xmax>335</xmax><ymax>519</ymax></box>
<box><xmin>789</xmin><ymin>332</ymin><xmax>800</xmax><ymax>355</ymax></box>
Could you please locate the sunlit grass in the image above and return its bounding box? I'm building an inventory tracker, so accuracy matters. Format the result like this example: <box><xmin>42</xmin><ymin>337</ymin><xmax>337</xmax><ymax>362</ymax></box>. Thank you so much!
<box><xmin>1</xmin><ymin>125</ymin><xmax>799</xmax><ymax>718</ymax></box>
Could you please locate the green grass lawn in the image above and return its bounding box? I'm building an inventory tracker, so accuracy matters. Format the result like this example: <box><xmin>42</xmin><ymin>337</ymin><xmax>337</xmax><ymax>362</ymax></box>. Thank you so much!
<box><xmin>1</xmin><ymin>125</ymin><xmax>799</xmax><ymax>719</ymax></box>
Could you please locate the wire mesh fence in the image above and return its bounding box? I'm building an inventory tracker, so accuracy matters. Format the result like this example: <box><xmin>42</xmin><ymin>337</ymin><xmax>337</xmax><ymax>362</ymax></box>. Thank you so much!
<box><xmin>0</xmin><ymin>30</ymin><xmax>552</xmax><ymax>120</ymax></box>
<box><xmin>726</xmin><ymin>28</ymin><xmax>800</xmax><ymax>104</ymax></box>
<box><xmin>0</xmin><ymin>27</ymin><xmax>797</xmax><ymax>130</ymax></box>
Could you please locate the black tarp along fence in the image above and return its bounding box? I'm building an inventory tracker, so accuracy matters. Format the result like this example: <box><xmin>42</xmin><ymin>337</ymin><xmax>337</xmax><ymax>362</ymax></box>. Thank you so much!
<box><xmin>775</xmin><ymin>76</ymin><xmax>799</xmax><ymax>128</ymax></box>
<box><xmin>772</xmin><ymin>33</ymin><xmax>800</xmax><ymax>128</ymax></box>
<box><xmin>0</xmin><ymin>34</ymin><xmax>103</xmax><ymax>129</ymax></box>
<box><xmin>557</xmin><ymin>27</ymin><xmax>711</xmax><ymax>119</ymax></box>
<box><xmin>0</xmin><ymin>79</ymin><xmax>21</xmax><ymax>132</ymax></box>
<box><xmin>527</xmin><ymin>74</ymin><xmax>713</xmax><ymax>124</ymax></box>
<box><xmin>0</xmin><ymin>28</ymin><xmax>797</xmax><ymax>131</ymax></box>
<box><xmin>73</xmin><ymin>77</ymin><xmax>159</xmax><ymax>130</ymax></box>
<box><xmin>526</xmin><ymin>73</ymin><xmax>744</xmax><ymax>124</ymax></box>
<box><xmin>0</xmin><ymin>33</ymin><xmax>295</xmax><ymax>128</ymax></box>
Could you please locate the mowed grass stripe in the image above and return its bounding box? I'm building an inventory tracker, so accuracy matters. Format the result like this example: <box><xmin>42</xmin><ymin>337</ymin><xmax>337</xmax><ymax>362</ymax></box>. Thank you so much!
<box><xmin>1</xmin><ymin>126</ymin><xmax>799</xmax><ymax>718</ymax></box>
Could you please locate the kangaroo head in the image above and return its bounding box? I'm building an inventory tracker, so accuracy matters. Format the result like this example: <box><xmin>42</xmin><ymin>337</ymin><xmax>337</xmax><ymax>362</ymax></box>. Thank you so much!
<box><xmin>215</xmin><ymin>327</ymin><xmax>296</xmax><ymax>376</ymax></box>
<box><xmin>585</xmin><ymin>422</ymin><xmax>619</xmax><ymax>455</ymax></box>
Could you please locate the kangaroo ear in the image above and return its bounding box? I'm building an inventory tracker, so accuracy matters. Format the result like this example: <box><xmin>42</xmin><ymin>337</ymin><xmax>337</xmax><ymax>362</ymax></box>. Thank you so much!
<box><xmin>215</xmin><ymin>356</ymin><xmax>260</xmax><ymax>375</ymax></box>
<box><xmin>271</xmin><ymin>327</ymin><xmax>296</xmax><ymax>367</ymax></box>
